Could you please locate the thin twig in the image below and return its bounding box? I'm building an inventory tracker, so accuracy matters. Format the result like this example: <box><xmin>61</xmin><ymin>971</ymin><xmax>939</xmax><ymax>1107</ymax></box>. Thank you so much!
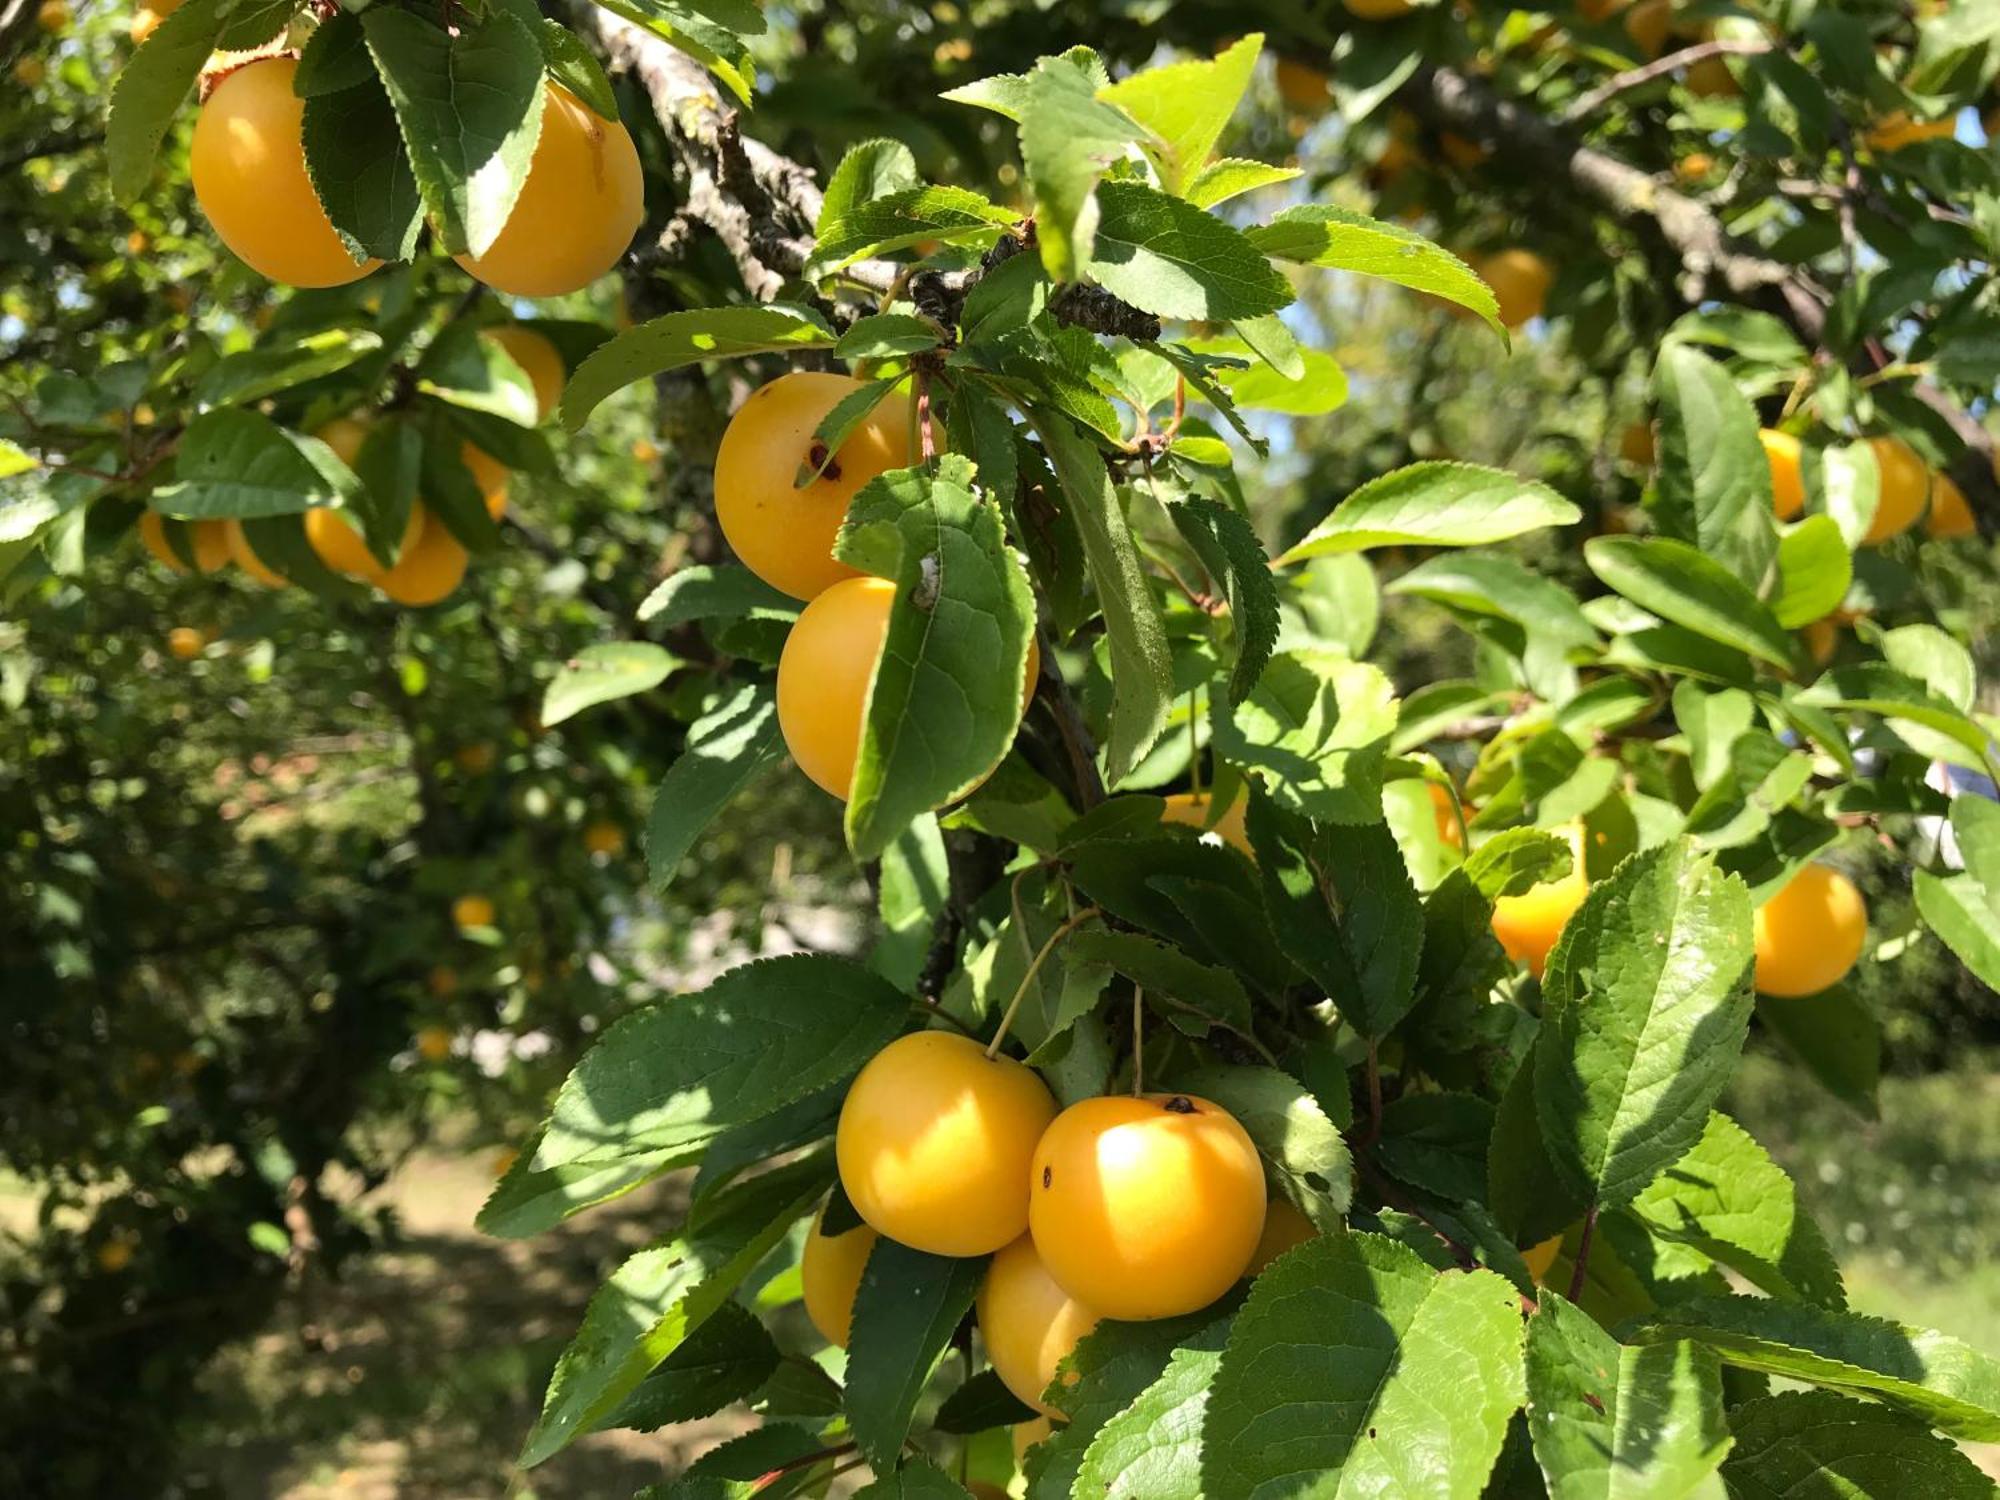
<box><xmin>1558</xmin><ymin>38</ymin><xmax>1773</xmax><ymax>125</ymax></box>
<box><xmin>985</xmin><ymin>906</ymin><xmax>1102</xmax><ymax>1058</ymax></box>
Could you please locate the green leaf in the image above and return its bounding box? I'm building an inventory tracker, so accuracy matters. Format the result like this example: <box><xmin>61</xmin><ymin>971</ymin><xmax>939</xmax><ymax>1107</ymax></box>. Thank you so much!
<box><xmin>1203</xmin><ymin>1233</ymin><xmax>1525</xmax><ymax>1498</ymax></box>
<box><xmin>1628</xmin><ymin>1112</ymin><xmax>1844</xmax><ymax>1308</ymax></box>
<box><xmin>1182</xmin><ymin>335</ymin><xmax>1347</xmax><ymax>415</ymax></box>
<box><xmin>850</xmin><ymin>1460</ymin><xmax>977</xmax><ymax>1500</ymax></box>
<box><xmin>1279</xmin><ymin>462</ymin><xmax>1579</xmax><ymax>564</ymax></box>
<box><xmin>1771</xmin><ymin>517</ymin><xmax>1852</xmax><ymax>629</ymax></box>
<box><xmin>1173</xmin><ymin>1063</ymin><xmax>1353</xmax><ymax>1226</ymax></box>
<box><xmin>646</xmin><ymin>680</ymin><xmax>789</xmax><ymax>893</ymax></box>
<box><xmin>1535</xmin><ymin>841</ymin><xmax>1755</xmax><ymax>1209</ymax></box>
<box><xmin>1755</xmin><ymin>986</ymin><xmax>1880</xmax><ymax>1119</ymax></box>
<box><xmin>1463</xmin><ymin>827</ymin><xmax>1576</xmax><ymax>902</ymax></box>
<box><xmin>637</xmin><ymin>566</ymin><xmax>798</xmax><ymax>628</ymax></box>
<box><xmin>1489</xmin><ymin>1043</ymin><xmax>1587</xmax><ymax>1248</ymax></box>
<box><xmin>1682</xmin><ymin>732</ymin><xmax>1812</xmax><ymax>850</ymax></box>
<box><xmin>808</xmin><ymin>187</ymin><xmax>1017</xmax><ymax>275</ymax></box>
<box><xmin>1212</xmin><ymin>652</ymin><xmax>1398</xmax><ymax>825</ymax></box>
<box><xmin>1584</xmin><ymin>536</ymin><xmax>1797</xmax><ymax>669</ymax></box>
<box><xmin>153</xmin><ymin>409</ymin><xmax>361</xmax><ymax>519</ymax></box>
<box><xmin>1030</xmin><ymin>414</ymin><xmax>1174</xmax><ymax>785</ymax></box>
<box><xmin>1075</xmin><ymin>1325</ymin><xmax>1229</xmax><ymax>1498</ymax></box>
<box><xmin>1720</xmin><ymin>1390</ymin><xmax>1998</xmax><ymax>1499</ymax></box>
<box><xmin>194</xmin><ymin>329</ymin><xmax>385</xmax><ymax>410</ymax></box>
<box><xmin>1099</xmin><ymin>34</ymin><xmax>1261</xmax><ymax>194</ymax></box>
<box><xmin>1914</xmin><ymin>869</ymin><xmax>2000</xmax><ymax>990</ymax></box>
<box><xmin>417</xmin><ymin>316</ymin><xmax>541</xmax><ymax>428</ymax></box>
<box><xmin>932</xmin><ymin>1369</ymin><xmax>1039</xmax><ymax>1434</ymax></box>
<box><xmin>1880</xmin><ymin>624</ymin><xmax>1976</xmax><ymax>712</ymax></box>
<box><xmin>532</xmin><ymin>955</ymin><xmax>910</xmax><ymax>1171</ymax></box>
<box><xmin>1650</xmin><ymin>344</ymin><xmax>1778</xmax><ymax>589</ymax></box>
<box><xmin>1168</xmin><ymin>498</ymin><xmax>1279</xmax><ymax>703</ymax></box>
<box><xmin>561</xmin><ymin>307</ymin><xmax>836</xmax><ymax>431</ymax></box>
<box><xmin>1375</xmin><ymin>1092</ymin><xmax>1494</xmax><ymax>1204</ymax></box>
<box><xmin>0</xmin><ymin>440</ymin><xmax>34</xmax><ymax>481</ymax></box>
<box><xmin>830</xmin><ymin>455</ymin><xmax>1037</xmax><ymax>860</ymax></box>
<box><xmin>542</xmin><ymin>642</ymin><xmax>681</xmax><ymax>727</ymax></box>
<box><xmin>477</xmin><ymin>1134</ymin><xmax>691</xmax><ymax>1238</ymax></box>
<box><xmin>1798</xmin><ymin>665</ymin><xmax>1995</xmax><ymax>768</ymax></box>
<box><xmin>1084</xmin><ymin>181</ymin><xmax>1293</xmax><ymax>322</ymax></box>
<box><xmin>817</xmin><ymin>137</ymin><xmax>922</xmax><ymax>235</ymax></box>
<box><xmin>363</xmin><ymin>8</ymin><xmax>547</xmax><ymax>259</ymax></box>
<box><xmin>599</xmin><ymin>1301</ymin><xmax>782</xmax><ymax>1432</ymax></box>
<box><xmin>1070</xmin><ymin>930</ymin><xmax>1253</xmax><ymax>1040</ymax></box>
<box><xmin>1185</xmin><ymin>157</ymin><xmax>1301</xmax><ymax>210</ymax></box>
<box><xmin>835</xmin><ymin>316</ymin><xmax>942</xmax><ymax>360</ymax></box>
<box><xmin>873</xmin><ymin>815</ymin><xmax>949</xmax><ymax>991</ymax></box>
<box><xmin>958</xmin><ymin>254</ymin><xmax>1049</xmax><ymax>347</ymax></box>
<box><xmin>538</xmin><ymin>18</ymin><xmax>620</xmax><ymax>121</ymax></box>
<box><xmin>591</xmin><ymin>0</ymin><xmax>758</xmax><ymax>103</ymax></box>
<box><xmin>1247</xmin><ymin>206</ymin><xmax>1503</xmax><ymax>332</ymax></box>
<box><xmin>1246</xmin><ymin>800</ymin><xmax>1422</xmax><ymax>1040</ymax></box>
<box><xmin>1018</xmin><ymin>56</ymin><xmax>1153</xmax><ymax>281</ymax></box>
<box><xmin>1389</xmin><ymin>552</ymin><xmax>1598</xmax><ymax>697</ymax></box>
<box><xmin>1951</xmin><ymin>796</ymin><xmax>2000</xmax><ymax>909</ymax></box>
<box><xmin>107</xmin><ymin>0</ymin><xmax>225</xmax><ymax>202</ymax></box>
<box><xmin>1632</xmin><ymin>1295</ymin><xmax>2000</xmax><ymax>1442</ymax></box>
<box><xmin>1025</xmin><ymin>1312</ymin><xmax>1228</xmax><ymax>1500</ymax></box>
<box><xmin>845</xmin><ymin>1240</ymin><xmax>987</xmax><ymax>1470</ymax></box>
<box><xmin>1524</xmin><ymin>1293</ymin><xmax>1730</xmax><ymax>1500</ymax></box>
<box><xmin>299</xmin><ymin>16</ymin><xmax>425</xmax><ymax>262</ymax></box>
<box><xmin>519</xmin><ymin>1154</ymin><xmax>826</xmax><ymax>1467</ymax></box>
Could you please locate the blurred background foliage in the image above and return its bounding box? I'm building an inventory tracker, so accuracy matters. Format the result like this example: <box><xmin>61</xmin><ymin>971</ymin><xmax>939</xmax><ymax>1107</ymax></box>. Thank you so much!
<box><xmin>3</xmin><ymin>0</ymin><xmax>1998</xmax><ymax>1492</ymax></box>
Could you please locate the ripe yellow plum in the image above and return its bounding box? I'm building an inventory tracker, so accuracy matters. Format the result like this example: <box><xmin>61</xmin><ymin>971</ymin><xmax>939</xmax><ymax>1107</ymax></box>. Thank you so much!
<box><xmin>835</xmin><ymin>1030</ymin><xmax>1058</xmax><ymax>1257</ymax></box>
<box><xmin>800</xmin><ymin>1206</ymin><xmax>878</xmax><ymax>1349</ymax></box>
<box><xmin>977</xmin><ymin>1234</ymin><xmax>1102</xmax><ymax>1416</ymax></box>
<box><xmin>1863</xmin><ymin>435</ymin><xmax>1931</xmax><ymax>544</ymax></box>
<box><xmin>1753</xmin><ymin>864</ymin><xmax>1867</xmax><ymax>998</ymax></box>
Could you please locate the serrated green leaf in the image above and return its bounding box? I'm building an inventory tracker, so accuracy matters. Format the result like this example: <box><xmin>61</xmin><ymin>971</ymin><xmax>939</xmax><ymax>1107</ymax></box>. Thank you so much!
<box><xmin>1186</xmin><ymin>157</ymin><xmax>1302</xmax><ymax>209</ymax></box>
<box><xmin>538</xmin><ymin>19</ymin><xmax>620</xmax><ymax>121</ymax></box>
<box><xmin>637</xmin><ymin>566</ymin><xmax>798</xmax><ymax>628</ymax></box>
<box><xmin>561</xmin><ymin>306</ymin><xmax>836</xmax><ymax>431</ymax></box>
<box><xmin>1375</xmin><ymin>1091</ymin><xmax>1494</xmax><ymax>1204</ymax></box>
<box><xmin>1535</xmin><ymin>841</ymin><xmax>1755</xmax><ymax>1209</ymax></box>
<box><xmin>1720</xmin><ymin>1390</ymin><xmax>1997</xmax><ymax>1499</ymax></box>
<box><xmin>808</xmin><ymin>187</ymin><xmax>1017</xmax><ymax>275</ymax></box>
<box><xmin>850</xmin><ymin>1460</ymin><xmax>977</xmax><ymax>1499</ymax></box>
<box><xmin>363</xmin><ymin>8</ymin><xmax>546</xmax><ymax>259</ymax></box>
<box><xmin>1632</xmin><ymin>1295</ymin><xmax>2000</xmax><ymax>1441</ymax></box>
<box><xmin>532</xmin><ymin>955</ymin><xmax>911</xmax><ymax>1171</ymax></box>
<box><xmin>1880</xmin><ymin>624</ymin><xmax>1976</xmax><ymax>712</ymax></box>
<box><xmin>592</xmin><ymin>0</ymin><xmax>757</xmax><ymax>103</ymax></box>
<box><xmin>1213</xmin><ymin>651</ymin><xmax>1398</xmax><ymax>825</ymax></box>
<box><xmin>520</xmin><ymin>1153</ymin><xmax>826</xmax><ymax>1467</ymax></box>
<box><xmin>1248</xmin><ymin>205</ymin><xmax>1503</xmax><ymax>332</ymax></box>
<box><xmin>599</xmin><ymin>1301</ymin><xmax>781</xmax><ymax>1433</ymax></box>
<box><xmin>108</xmin><ymin>0</ymin><xmax>225</xmax><ymax>203</ymax></box>
<box><xmin>1182</xmin><ymin>334</ymin><xmax>1345</xmax><ymax>415</ymax></box>
<box><xmin>845</xmin><ymin>1240</ymin><xmax>987</xmax><ymax>1469</ymax></box>
<box><xmin>1099</xmin><ymin>34</ymin><xmax>1261</xmax><ymax>194</ymax></box>
<box><xmin>1772</xmin><ymin>517</ymin><xmax>1852</xmax><ymax>629</ymax></box>
<box><xmin>932</xmin><ymin>1368</ymin><xmax>1039</xmax><ymax>1434</ymax></box>
<box><xmin>1174</xmin><ymin>1063</ymin><xmax>1352</xmax><ymax>1226</ymax></box>
<box><xmin>1030</xmin><ymin>413</ymin><xmax>1173</xmax><ymax>784</ymax></box>
<box><xmin>817</xmin><ymin>138</ymin><xmax>922</xmax><ymax>235</ymax></box>
<box><xmin>194</xmin><ymin>329</ymin><xmax>385</xmax><ymax>411</ymax></box>
<box><xmin>1202</xmin><ymin>1233</ymin><xmax>1525</xmax><ymax>1498</ymax></box>
<box><xmin>299</xmin><ymin>17</ymin><xmax>425</xmax><ymax>262</ymax></box>
<box><xmin>1018</xmin><ymin>57</ymin><xmax>1153</xmax><ymax>281</ymax></box>
<box><xmin>1279</xmin><ymin>462</ymin><xmax>1580</xmax><ymax>564</ymax></box>
<box><xmin>1629</xmin><ymin>1112</ymin><xmax>1844</xmax><ymax>1307</ymax></box>
<box><xmin>1084</xmin><ymin>181</ymin><xmax>1293</xmax><ymax>321</ymax></box>
<box><xmin>542</xmin><ymin>642</ymin><xmax>680</xmax><ymax>727</ymax></box>
<box><xmin>1069</xmin><ymin>930</ymin><xmax>1253</xmax><ymax>1040</ymax></box>
<box><xmin>1463</xmin><ymin>827</ymin><xmax>1575</xmax><ymax>902</ymax></box>
<box><xmin>1682</xmin><ymin>732</ymin><xmax>1812</xmax><ymax>850</ymax></box>
<box><xmin>476</xmin><ymin>1129</ymin><xmax>691</xmax><ymax>1239</ymax></box>
<box><xmin>1075</xmin><ymin>1324</ymin><xmax>1228</xmax><ymax>1498</ymax></box>
<box><xmin>1651</xmin><ymin>344</ymin><xmax>1778</xmax><ymax>589</ymax></box>
<box><xmin>1246</xmin><ymin>798</ymin><xmax>1422</xmax><ymax>1039</ymax></box>
<box><xmin>1169</xmin><ymin>497</ymin><xmax>1279</xmax><ymax>703</ymax></box>
<box><xmin>1584</xmin><ymin>536</ymin><xmax>1797</xmax><ymax>668</ymax></box>
<box><xmin>154</xmin><ymin>409</ymin><xmax>361</xmax><ymax>519</ymax></box>
<box><xmin>830</xmin><ymin>455</ymin><xmax>1037</xmax><ymax>860</ymax></box>
<box><xmin>1489</xmin><ymin>1043</ymin><xmax>1587</xmax><ymax>1248</ymax></box>
<box><xmin>834</xmin><ymin>316</ymin><xmax>943</xmax><ymax>360</ymax></box>
<box><xmin>1915</xmin><ymin>869</ymin><xmax>2000</xmax><ymax>990</ymax></box>
<box><xmin>1798</xmin><ymin>665</ymin><xmax>1995</xmax><ymax>768</ymax></box>
<box><xmin>1525</xmin><ymin>1293</ymin><xmax>1730</xmax><ymax>1500</ymax></box>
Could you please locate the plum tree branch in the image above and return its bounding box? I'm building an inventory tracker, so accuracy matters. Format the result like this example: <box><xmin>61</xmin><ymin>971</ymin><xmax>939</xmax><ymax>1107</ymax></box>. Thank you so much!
<box><xmin>1558</xmin><ymin>38</ymin><xmax>1773</xmax><ymax>125</ymax></box>
<box><xmin>1400</xmin><ymin>64</ymin><xmax>2000</xmax><ymax>528</ymax></box>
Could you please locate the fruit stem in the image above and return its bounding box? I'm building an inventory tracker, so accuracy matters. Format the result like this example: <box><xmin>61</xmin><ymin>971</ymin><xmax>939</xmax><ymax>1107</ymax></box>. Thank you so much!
<box><xmin>1130</xmin><ymin>985</ymin><xmax>1144</xmax><ymax>1095</ymax></box>
<box><xmin>1566</xmin><ymin>1205</ymin><xmax>1599</xmax><ymax>1304</ymax></box>
<box><xmin>985</xmin><ymin>905</ymin><xmax>1102</xmax><ymax>1059</ymax></box>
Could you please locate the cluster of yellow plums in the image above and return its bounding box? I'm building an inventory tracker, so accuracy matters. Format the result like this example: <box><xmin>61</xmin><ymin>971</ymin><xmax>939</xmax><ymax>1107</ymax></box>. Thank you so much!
<box><xmin>802</xmin><ymin>1030</ymin><xmax>1313</xmax><ymax>1429</ymax></box>
<box><xmin>706</xmin><ymin>372</ymin><xmax>1040</xmax><ymax>800</ymax></box>
<box><xmin>138</xmin><ymin>325</ymin><xmax>564</xmax><ymax>605</ymax></box>
<box><xmin>1492</xmin><ymin>823</ymin><xmax>1870</xmax><ymax>999</ymax></box>
<box><xmin>186</xmin><ymin>54</ymin><xmax>641</xmax><ymax>295</ymax></box>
